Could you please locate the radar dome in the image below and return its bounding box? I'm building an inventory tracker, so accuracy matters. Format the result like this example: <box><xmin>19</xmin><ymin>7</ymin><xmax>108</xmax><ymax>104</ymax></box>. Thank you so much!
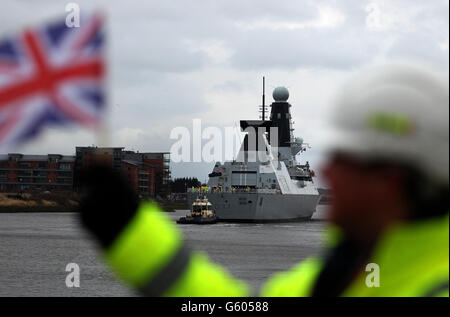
<box><xmin>273</xmin><ymin>86</ymin><xmax>289</xmax><ymax>101</ymax></box>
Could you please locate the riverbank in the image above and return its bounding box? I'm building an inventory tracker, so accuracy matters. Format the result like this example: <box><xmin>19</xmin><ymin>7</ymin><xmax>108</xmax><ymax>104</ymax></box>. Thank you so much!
<box><xmin>0</xmin><ymin>193</ymin><xmax>79</xmax><ymax>213</ymax></box>
<box><xmin>0</xmin><ymin>193</ymin><xmax>187</xmax><ymax>213</ymax></box>
<box><xmin>156</xmin><ymin>201</ymin><xmax>189</xmax><ymax>212</ymax></box>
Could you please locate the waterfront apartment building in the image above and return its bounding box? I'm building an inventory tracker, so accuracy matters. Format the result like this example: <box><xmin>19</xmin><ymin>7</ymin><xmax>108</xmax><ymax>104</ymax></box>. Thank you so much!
<box><xmin>75</xmin><ymin>147</ymin><xmax>171</xmax><ymax>197</ymax></box>
<box><xmin>0</xmin><ymin>153</ymin><xmax>75</xmax><ymax>193</ymax></box>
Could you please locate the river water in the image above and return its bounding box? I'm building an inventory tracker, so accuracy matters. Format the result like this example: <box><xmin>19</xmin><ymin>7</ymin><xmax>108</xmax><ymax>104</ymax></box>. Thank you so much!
<box><xmin>0</xmin><ymin>206</ymin><xmax>329</xmax><ymax>296</ymax></box>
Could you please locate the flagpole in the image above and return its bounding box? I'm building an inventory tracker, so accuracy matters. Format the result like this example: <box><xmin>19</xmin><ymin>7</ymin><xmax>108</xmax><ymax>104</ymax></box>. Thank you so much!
<box><xmin>96</xmin><ymin>14</ymin><xmax>110</xmax><ymax>149</ymax></box>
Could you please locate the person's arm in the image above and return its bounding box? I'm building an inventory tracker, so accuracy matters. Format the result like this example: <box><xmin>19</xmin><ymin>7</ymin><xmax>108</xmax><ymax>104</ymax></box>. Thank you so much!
<box><xmin>103</xmin><ymin>202</ymin><xmax>249</xmax><ymax>296</ymax></box>
<box><xmin>78</xmin><ymin>166</ymin><xmax>249</xmax><ymax>296</ymax></box>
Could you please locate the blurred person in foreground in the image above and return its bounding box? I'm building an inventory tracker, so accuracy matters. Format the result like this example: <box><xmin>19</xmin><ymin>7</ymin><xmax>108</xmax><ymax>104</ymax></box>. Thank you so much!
<box><xmin>78</xmin><ymin>63</ymin><xmax>448</xmax><ymax>297</ymax></box>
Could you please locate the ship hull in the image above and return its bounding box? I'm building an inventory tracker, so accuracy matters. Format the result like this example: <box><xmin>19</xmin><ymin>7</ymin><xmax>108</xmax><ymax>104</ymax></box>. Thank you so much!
<box><xmin>187</xmin><ymin>192</ymin><xmax>320</xmax><ymax>222</ymax></box>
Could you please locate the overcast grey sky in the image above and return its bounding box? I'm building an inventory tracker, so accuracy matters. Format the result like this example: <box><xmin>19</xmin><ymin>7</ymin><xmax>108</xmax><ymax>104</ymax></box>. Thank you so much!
<box><xmin>1</xmin><ymin>0</ymin><xmax>449</xmax><ymax>184</ymax></box>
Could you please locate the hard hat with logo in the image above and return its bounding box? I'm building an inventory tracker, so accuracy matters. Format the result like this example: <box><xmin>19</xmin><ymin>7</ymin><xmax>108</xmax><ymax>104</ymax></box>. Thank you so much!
<box><xmin>327</xmin><ymin>63</ymin><xmax>449</xmax><ymax>185</ymax></box>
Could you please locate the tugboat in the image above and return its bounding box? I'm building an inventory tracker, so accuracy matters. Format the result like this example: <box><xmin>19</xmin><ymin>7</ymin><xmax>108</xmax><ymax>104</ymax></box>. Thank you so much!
<box><xmin>177</xmin><ymin>195</ymin><xmax>217</xmax><ymax>224</ymax></box>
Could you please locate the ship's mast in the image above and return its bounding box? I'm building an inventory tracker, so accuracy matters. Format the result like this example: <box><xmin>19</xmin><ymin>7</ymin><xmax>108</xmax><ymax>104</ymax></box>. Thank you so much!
<box><xmin>262</xmin><ymin>76</ymin><xmax>265</xmax><ymax>121</ymax></box>
<box><xmin>259</xmin><ymin>76</ymin><xmax>268</xmax><ymax>121</ymax></box>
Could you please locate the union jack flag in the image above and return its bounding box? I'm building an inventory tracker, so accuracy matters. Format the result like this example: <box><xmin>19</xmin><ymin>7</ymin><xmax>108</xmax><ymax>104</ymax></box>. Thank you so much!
<box><xmin>0</xmin><ymin>12</ymin><xmax>106</xmax><ymax>150</ymax></box>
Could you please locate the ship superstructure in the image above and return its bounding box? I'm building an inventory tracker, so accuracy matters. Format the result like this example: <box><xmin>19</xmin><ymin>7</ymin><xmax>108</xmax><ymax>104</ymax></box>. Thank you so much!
<box><xmin>187</xmin><ymin>81</ymin><xmax>320</xmax><ymax>222</ymax></box>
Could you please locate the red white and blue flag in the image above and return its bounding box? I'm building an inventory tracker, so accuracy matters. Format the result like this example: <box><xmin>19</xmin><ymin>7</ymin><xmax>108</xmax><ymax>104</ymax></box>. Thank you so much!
<box><xmin>0</xmin><ymin>12</ymin><xmax>106</xmax><ymax>150</ymax></box>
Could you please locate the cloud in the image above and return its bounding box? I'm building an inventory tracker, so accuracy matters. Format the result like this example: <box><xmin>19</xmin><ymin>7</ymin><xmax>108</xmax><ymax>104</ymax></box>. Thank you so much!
<box><xmin>387</xmin><ymin>34</ymin><xmax>449</xmax><ymax>68</ymax></box>
<box><xmin>234</xmin><ymin>5</ymin><xmax>346</xmax><ymax>31</ymax></box>
<box><xmin>0</xmin><ymin>0</ymin><xmax>448</xmax><ymax>181</ymax></box>
<box><xmin>228</xmin><ymin>28</ymin><xmax>380</xmax><ymax>70</ymax></box>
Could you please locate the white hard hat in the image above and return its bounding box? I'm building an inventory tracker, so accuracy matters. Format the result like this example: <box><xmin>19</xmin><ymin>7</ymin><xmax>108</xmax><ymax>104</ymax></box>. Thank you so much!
<box><xmin>327</xmin><ymin>63</ymin><xmax>449</xmax><ymax>185</ymax></box>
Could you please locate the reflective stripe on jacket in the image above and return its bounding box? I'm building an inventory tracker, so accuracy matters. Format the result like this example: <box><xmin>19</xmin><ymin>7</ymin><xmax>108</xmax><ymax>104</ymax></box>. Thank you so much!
<box><xmin>104</xmin><ymin>202</ymin><xmax>249</xmax><ymax>296</ymax></box>
<box><xmin>104</xmin><ymin>202</ymin><xmax>449</xmax><ymax>297</ymax></box>
<box><xmin>262</xmin><ymin>214</ymin><xmax>449</xmax><ymax>297</ymax></box>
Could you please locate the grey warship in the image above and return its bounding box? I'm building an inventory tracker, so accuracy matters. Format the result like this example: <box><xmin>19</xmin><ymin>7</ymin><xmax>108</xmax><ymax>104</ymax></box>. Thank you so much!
<box><xmin>187</xmin><ymin>81</ymin><xmax>321</xmax><ymax>222</ymax></box>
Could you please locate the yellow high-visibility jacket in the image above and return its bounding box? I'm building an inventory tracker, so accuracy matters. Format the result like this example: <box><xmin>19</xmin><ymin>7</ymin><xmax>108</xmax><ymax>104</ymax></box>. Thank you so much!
<box><xmin>103</xmin><ymin>202</ymin><xmax>449</xmax><ymax>297</ymax></box>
